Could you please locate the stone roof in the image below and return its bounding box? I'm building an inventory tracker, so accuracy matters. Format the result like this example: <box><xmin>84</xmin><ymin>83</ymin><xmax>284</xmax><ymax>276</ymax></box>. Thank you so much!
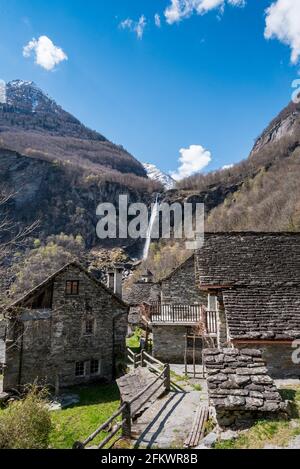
<box><xmin>196</xmin><ymin>232</ymin><xmax>300</xmax><ymax>287</ymax></box>
<box><xmin>159</xmin><ymin>254</ymin><xmax>194</xmax><ymax>283</ymax></box>
<box><xmin>123</xmin><ymin>282</ymin><xmax>160</xmax><ymax>306</ymax></box>
<box><xmin>196</xmin><ymin>233</ymin><xmax>300</xmax><ymax>340</ymax></box>
<box><xmin>223</xmin><ymin>286</ymin><xmax>300</xmax><ymax>340</ymax></box>
<box><xmin>203</xmin><ymin>348</ymin><xmax>285</xmax><ymax>425</ymax></box>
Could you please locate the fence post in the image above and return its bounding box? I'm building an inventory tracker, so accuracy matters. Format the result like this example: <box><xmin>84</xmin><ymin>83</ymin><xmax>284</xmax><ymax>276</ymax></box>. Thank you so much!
<box><xmin>73</xmin><ymin>441</ymin><xmax>85</xmax><ymax>449</ymax></box>
<box><xmin>133</xmin><ymin>353</ymin><xmax>137</xmax><ymax>369</ymax></box>
<box><xmin>164</xmin><ymin>364</ymin><xmax>171</xmax><ymax>393</ymax></box>
<box><xmin>140</xmin><ymin>349</ymin><xmax>144</xmax><ymax>367</ymax></box>
<box><xmin>122</xmin><ymin>402</ymin><xmax>131</xmax><ymax>438</ymax></box>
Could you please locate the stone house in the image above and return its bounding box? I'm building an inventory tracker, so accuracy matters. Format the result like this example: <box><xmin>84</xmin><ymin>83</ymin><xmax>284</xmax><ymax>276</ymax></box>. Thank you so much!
<box><xmin>152</xmin><ymin>254</ymin><xmax>208</xmax><ymax>363</ymax></box>
<box><xmin>145</xmin><ymin>233</ymin><xmax>300</xmax><ymax>378</ymax></box>
<box><xmin>123</xmin><ymin>269</ymin><xmax>160</xmax><ymax>334</ymax></box>
<box><xmin>2</xmin><ymin>262</ymin><xmax>128</xmax><ymax>392</ymax></box>
<box><xmin>196</xmin><ymin>233</ymin><xmax>300</xmax><ymax>378</ymax></box>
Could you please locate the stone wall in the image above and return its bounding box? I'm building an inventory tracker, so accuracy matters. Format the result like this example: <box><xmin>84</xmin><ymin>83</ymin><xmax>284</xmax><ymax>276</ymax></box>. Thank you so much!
<box><xmin>3</xmin><ymin>264</ymin><xmax>128</xmax><ymax>391</ymax></box>
<box><xmin>152</xmin><ymin>325</ymin><xmax>202</xmax><ymax>363</ymax></box>
<box><xmin>161</xmin><ymin>255</ymin><xmax>206</xmax><ymax>305</ymax></box>
<box><xmin>235</xmin><ymin>342</ymin><xmax>300</xmax><ymax>379</ymax></box>
<box><xmin>0</xmin><ymin>320</ymin><xmax>6</xmax><ymax>339</ymax></box>
<box><xmin>204</xmin><ymin>348</ymin><xmax>286</xmax><ymax>428</ymax></box>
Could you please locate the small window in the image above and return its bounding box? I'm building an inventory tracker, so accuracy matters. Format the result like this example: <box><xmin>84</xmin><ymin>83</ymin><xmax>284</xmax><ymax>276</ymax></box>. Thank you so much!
<box><xmin>85</xmin><ymin>319</ymin><xmax>94</xmax><ymax>335</ymax></box>
<box><xmin>90</xmin><ymin>359</ymin><xmax>100</xmax><ymax>375</ymax></box>
<box><xmin>75</xmin><ymin>361</ymin><xmax>85</xmax><ymax>377</ymax></box>
<box><xmin>66</xmin><ymin>280</ymin><xmax>79</xmax><ymax>296</ymax></box>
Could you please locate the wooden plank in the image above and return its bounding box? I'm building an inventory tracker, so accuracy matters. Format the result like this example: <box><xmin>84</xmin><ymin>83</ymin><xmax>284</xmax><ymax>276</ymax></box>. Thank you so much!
<box><xmin>143</xmin><ymin>359</ymin><xmax>163</xmax><ymax>375</ymax></box>
<box><xmin>143</xmin><ymin>351</ymin><xmax>164</xmax><ymax>367</ymax></box>
<box><xmin>184</xmin><ymin>404</ymin><xmax>209</xmax><ymax>448</ymax></box>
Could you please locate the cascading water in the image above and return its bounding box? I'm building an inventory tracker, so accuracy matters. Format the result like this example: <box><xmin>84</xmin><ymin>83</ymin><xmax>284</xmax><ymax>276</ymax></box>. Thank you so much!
<box><xmin>142</xmin><ymin>194</ymin><xmax>159</xmax><ymax>261</ymax></box>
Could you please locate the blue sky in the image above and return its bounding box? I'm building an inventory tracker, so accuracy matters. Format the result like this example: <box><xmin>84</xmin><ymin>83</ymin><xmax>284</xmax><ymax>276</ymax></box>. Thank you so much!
<box><xmin>0</xmin><ymin>0</ymin><xmax>299</xmax><ymax>178</ymax></box>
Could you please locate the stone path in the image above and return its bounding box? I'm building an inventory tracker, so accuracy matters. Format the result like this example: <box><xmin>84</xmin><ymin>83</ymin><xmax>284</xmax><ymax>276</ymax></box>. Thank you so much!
<box><xmin>132</xmin><ymin>364</ymin><xmax>208</xmax><ymax>449</ymax></box>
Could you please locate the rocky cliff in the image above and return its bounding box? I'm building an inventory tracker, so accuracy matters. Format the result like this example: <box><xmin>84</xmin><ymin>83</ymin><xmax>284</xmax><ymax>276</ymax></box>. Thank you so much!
<box><xmin>0</xmin><ymin>80</ymin><xmax>161</xmax><ymax>256</ymax></box>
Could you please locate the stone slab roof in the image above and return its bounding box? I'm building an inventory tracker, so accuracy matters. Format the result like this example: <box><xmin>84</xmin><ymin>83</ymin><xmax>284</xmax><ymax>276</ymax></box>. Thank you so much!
<box><xmin>123</xmin><ymin>282</ymin><xmax>160</xmax><ymax>306</ymax></box>
<box><xmin>203</xmin><ymin>348</ymin><xmax>284</xmax><ymax>416</ymax></box>
<box><xmin>196</xmin><ymin>233</ymin><xmax>300</xmax><ymax>287</ymax></box>
<box><xmin>196</xmin><ymin>233</ymin><xmax>300</xmax><ymax>340</ymax></box>
<box><xmin>223</xmin><ymin>286</ymin><xmax>300</xmax><ymax>340</ymax></box>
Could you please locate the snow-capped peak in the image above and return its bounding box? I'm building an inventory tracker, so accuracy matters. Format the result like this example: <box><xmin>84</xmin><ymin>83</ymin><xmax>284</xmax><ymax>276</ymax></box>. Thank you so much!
<box><xmin>143</xmin><ymin>163</ymin><xmax>175</xmax><ymax>190</ymax></box>
<box><xmin>6</xmin><ymin>79</ymin><xmax>61</xmax><ymax>114</ymax></box>
<box><xmin>9</xmin><ymin>79</ymin><xmax>36</xmax><ymax>88</ymax></box>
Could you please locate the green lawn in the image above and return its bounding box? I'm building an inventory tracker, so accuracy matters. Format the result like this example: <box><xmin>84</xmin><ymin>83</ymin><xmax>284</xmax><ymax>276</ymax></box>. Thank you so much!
<box><xmin>215</xmin><ymin>386</ymin><xmax>300</xmax><ymax>449</ymax></box>
<box><xmin>49</xmin><ymin>383</ymin><xmax>121</xmax><ymax>449</ymax></box>
<box><xmin>126</xmin><ymin>328</ymin><xmax>142</xmax><ymax>353</ymax></box>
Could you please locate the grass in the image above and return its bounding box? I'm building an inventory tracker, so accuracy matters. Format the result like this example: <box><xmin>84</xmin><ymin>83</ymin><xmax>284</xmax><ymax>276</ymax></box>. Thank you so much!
<box><xmin>215</xmin><ymin>385</ymin><xmax>300</xmax><ymax>449</ymax></box>
<box><xmin>49</xmin><ymin>383</ymin><xmax>121</xmax><ymax>449</ymax></box>
<box><xmin>193</xmin><ymin>384</ymin><xmax>202</xmax><ymax>392</ymax></box>
<box><xmin>126</xmin><ymin>328</ymin><xmax>142</xmax><ymax>354</ymax></box>
<box><xmin>170</xmin><ymin>370</ymin><xmax>189</xmax><ymax>383</ymax></box>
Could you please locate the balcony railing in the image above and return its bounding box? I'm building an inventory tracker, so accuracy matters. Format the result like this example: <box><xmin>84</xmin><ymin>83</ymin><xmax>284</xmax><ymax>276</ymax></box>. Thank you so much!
<box><xmin>148</xmin><ymin>303</ymin><xmax>218</xmax><ymax>335</ymax></box>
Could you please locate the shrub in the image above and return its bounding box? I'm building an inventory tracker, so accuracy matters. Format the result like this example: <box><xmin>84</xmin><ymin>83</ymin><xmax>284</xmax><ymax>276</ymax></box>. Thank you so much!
<box><xmin>0</xmin><ymin>387</ymin><xmax>52</xmax><ymax>449</ymax></box>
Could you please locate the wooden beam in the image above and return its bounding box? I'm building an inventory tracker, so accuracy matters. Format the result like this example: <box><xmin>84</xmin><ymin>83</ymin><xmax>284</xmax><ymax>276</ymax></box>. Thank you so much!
<box><xmin>232</xmin><ymin>339</ymin><xmax>294</xmax><ymax>345</ymax></box>
<box><xmin>199</xmin><ymin>284</ymin><xmax>234</xmax><ymax>291</ymax></box>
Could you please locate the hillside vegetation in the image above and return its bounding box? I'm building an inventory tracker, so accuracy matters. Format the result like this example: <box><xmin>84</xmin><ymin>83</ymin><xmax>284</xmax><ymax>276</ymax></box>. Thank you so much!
<box><xmin>175</xmin><ymin>98</ymin><xmax>300</xmax><ymax>232</ymax></box>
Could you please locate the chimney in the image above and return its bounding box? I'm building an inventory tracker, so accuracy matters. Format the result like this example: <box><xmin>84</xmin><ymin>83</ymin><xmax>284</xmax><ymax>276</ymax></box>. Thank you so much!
<box><xmin>107</xmin><ymin>268</ymin><xmax>114</xmax><ymax>291</ymax></box>
<box><xmin>113</xmin><ymin>263</ymin><xmax>124</xmax><ymax>299</ymax></box>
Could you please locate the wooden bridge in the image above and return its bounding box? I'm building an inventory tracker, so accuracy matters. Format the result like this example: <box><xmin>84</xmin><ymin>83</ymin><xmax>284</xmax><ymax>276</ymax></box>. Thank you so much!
<box><xmin>73</xmin><ymin>350</ymin><xmax>170</xmax><ymax>450</ymax></box>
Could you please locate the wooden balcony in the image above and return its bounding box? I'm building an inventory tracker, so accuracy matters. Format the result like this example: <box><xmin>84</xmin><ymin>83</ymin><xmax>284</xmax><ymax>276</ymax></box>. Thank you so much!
<box><xmin>148</xmin><ymin>303</ymin><xmax>218</xmax><ymax>335</ymax></box>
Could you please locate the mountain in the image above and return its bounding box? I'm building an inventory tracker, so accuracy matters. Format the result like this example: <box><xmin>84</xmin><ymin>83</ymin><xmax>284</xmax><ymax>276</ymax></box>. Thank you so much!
<box><xmin>0</xmin><ymin>80</ymin><xmax>146</xmax><ymax>177</ymax></box>
<box><xmin>0</xmin><ymin>80</ymin><xmax>161</xmax><ymax>254</ymax></box>
<box><xmin>173</xmin><ymin>96</ymin><xmax>300</xmax><ymax>232</ymax></box>
<box><xmin>143</xmin><ymin>163</ymin><xmax>175</xmax><ymax>190</ymax></box>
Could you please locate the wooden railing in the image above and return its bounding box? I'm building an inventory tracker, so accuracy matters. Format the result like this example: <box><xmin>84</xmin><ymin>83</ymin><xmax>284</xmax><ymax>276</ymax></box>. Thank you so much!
<box><xmin>150</xmin><ymin>303</ymin><xmax>202</xmax><ymax>324</ymax></box>
<box><xmin>73</xmin><ymin>351</ymin><xmax>170</xmax><ymax>449</ymax></box>
<box><xmin>206</xmin><ymin>310</ymin><xmax>218</xmax><ymax>335</ymax></box>
<box><xmin>149</xmin><ymin>303</ymin><xmax>218</xmax><ymax>334</ymax></box>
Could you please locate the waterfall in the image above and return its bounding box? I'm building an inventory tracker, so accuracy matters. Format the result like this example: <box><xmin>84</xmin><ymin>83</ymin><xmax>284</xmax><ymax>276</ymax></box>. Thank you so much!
<box><xmin>143</xmin><ymin>195</ymin><xmax>159</xmax><ymax>261</ymax></box>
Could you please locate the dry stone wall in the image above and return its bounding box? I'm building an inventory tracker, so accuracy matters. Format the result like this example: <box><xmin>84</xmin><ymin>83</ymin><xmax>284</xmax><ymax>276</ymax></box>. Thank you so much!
<box><xmin>204</xmin><ymin>348</ymin><xmax>287</xmax><ymax>428</ymax></box>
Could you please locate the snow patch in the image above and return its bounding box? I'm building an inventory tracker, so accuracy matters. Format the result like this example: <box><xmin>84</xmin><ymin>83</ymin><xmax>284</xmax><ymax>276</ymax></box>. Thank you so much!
<box><xmin>143</xmin><ymin>163</ymin><xmax>175</xmax><ymax>190</ymax></box>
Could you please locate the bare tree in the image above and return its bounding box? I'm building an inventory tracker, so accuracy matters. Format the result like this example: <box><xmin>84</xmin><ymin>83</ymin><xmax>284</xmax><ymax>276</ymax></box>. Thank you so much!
<box><xmin>0</xmin><ymin>190</ymin><xmax>39</xmax><ymax>313</ymax></box>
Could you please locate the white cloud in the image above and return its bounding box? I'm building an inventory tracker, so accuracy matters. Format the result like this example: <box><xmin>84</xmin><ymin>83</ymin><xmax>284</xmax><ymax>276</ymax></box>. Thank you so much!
<box><xmin>120</xmin><ymin>15</ymin><xmax>147</xmax><ymax>39</ymax></box>
<box><xmin>164</xmin><ymin>0</ymin><xmax>245</xmax><ymax>24</ymax></box>
<box><xmin>171</xmin><ymin>144</ymin><xmax>212</xmax><ymax>180</ymax></box>
<box><xmin>155</xmin><ymin>13</ymin><xmax>161</xmax><ymax>27</ymax></box>
<box><xmin>265</xmin><ymin>0</ymin><xmax>300</xmax><ymax>64</ymax></box>
<box><xmin>23</xmin><ymin>35</ymin><xmax>68</xmax><ymax>71</ymax></box>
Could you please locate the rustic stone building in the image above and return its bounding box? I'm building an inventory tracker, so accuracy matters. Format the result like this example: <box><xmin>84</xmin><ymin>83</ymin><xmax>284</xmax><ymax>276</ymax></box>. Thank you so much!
<box><xmin>137</xmin><ymin>233</ymin><xmax>300</xmax><ymax>377</ymax></box>
<box><xmin>2</xmin><ymin>262</ymin><xmax>128</xmax><ymax>392</ymax></box>
<box><xmin>196</xmin><ymin>233</ymin><xmax>300</xmax><ymax>378</ymax></box>
<box><xmin>123</xmin><ymin>269</ymin><xmax>160</xmax><ymax>334</ymax></box>
<box><xmin>152</xmin><ymin>255</ymin><xmax>208</xmax><ymax>363</ymax></box>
